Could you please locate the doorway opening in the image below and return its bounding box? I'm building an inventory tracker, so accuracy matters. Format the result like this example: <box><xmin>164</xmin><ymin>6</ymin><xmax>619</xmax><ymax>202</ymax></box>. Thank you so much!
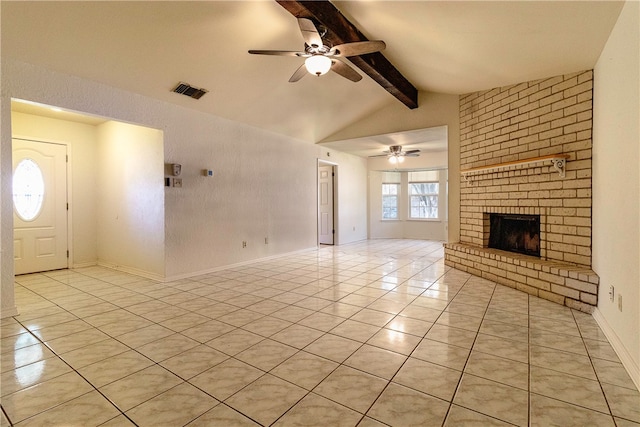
<box><xmin>318</xmin><ymin>160</ymin><xmax>336</xmax><ymax>245</ymax></box>
<box><xmin>11</xmin><ymin>98</ymin><xmax>165</xmax><ymax>277</ymax></box>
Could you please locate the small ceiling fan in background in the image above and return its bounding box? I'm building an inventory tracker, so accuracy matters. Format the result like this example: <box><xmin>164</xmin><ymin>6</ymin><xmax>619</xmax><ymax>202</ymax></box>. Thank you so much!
<box><xmin>248</xmin><ymin>18</ymin><xmax>385</xmax><ymax>82</ymax></box>
<box><xmin>371</xmin><ymin>145</ymin><xmax>421</xmax><ymax>164</ymax></box>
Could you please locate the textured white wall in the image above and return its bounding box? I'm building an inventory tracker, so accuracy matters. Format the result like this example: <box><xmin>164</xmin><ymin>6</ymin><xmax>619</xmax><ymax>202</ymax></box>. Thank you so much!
<box><xmin>1</xmin><ymin>96</ymin><xmax>17</xmax><ymax>317</ymax></box>
<box><xmin>11</xmin><ymin>112</ymin><xmax>99</xmax><ymax>267</ymax></box>
<box><xmin>158</xmin><ymin>105</ymin><xmax>336</xmax><ymax>279</ymax></box>
<box><xmin>1</xmin><ymin>59</ymin><xmax>369</xmax><ymax>315</ymax></box>
<box><xmin>96</xmin><ymin>121</ymin><xmax>165</xmax><ymax>278</ymax></box>
<box><xmin>592</xmin><ymin>0</ymin><xmax>640</xmax><ymax>387</ymax></box>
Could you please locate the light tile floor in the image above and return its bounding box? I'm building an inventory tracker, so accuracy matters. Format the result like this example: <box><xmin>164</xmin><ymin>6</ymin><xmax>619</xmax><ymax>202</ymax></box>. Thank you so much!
<box><xmin>1</xmin><ymin>239</ymin><xmax>639</xmax><ymax>426</ymax></box>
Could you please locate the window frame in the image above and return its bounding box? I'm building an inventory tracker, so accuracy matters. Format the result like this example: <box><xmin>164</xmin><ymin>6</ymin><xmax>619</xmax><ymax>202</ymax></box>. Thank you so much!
<box><xmin>381</xmin><ymin>182</ymin><xmax>400</xmax><ymax>220</ymax></box>
<box><xmin>408</xmin><ymin>181</ymin><xmax>439</xmax><ymax>220</ymax></box>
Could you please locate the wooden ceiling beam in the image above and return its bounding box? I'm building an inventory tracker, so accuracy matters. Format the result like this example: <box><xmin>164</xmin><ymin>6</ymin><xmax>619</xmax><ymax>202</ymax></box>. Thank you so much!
<box><xmin>276</xmin><ymin>0</ymin><xmax>418</xmax><ymax>109</ymax></box>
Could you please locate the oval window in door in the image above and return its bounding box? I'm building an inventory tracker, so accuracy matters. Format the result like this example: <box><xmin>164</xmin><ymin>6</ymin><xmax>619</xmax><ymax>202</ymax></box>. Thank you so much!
<box><xmin>13</xmin><ymin>158</ymin><xmax>45</xmax><ymax>221</ymax></box>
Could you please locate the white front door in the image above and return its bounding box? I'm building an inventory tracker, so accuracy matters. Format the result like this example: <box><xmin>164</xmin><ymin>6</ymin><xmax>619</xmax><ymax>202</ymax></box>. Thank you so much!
<box><xmin>318</xmin><ymin>165</ymin><xmax>334</xmax><ymax>245</ymax></box>
<box><xmin>13</xmin><ymin>139</ymin><xmax>68</xmax><ymax>275</ymax></box>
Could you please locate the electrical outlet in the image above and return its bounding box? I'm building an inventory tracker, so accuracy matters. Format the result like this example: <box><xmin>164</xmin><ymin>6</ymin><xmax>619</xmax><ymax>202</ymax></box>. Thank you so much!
<box><xmin>618</xmin><ymin>294</ymin><xmax>622</xmax><ymax>311</ymax></box>
<box><xmin>609</xmin><ymin>285</ymin><xmax>615</xmax><ymax>302</ymax></box>
<box><xmin>242</xmin><ymin>241</ymin><xmax>247</xmax><ymax>248</ymax></box>
<box><xmin>172</xmin><ymin>178</ymin><xmax>182</xmax><ymax>188</ymax></box>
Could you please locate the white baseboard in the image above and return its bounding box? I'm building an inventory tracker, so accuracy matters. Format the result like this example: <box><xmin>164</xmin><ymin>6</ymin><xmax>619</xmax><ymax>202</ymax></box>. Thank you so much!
<box><xmin>163</xmin><ymin>246</ymin><xmax>319</xmax><ymax>282</ymax></box>
<box><xmin>72</xmin><ymin>261</ymin><xmax>97</xmax><ymax>269</ymax></box>
<box><xmin>593</xmin><ymin>308</ymin><xmax>640</xmax><ymax>391</ymax></box>
<box><xmin>96</xmin><ymin>261</ymin><xmax>165</xmax><ymax>282</ymax></box>
<box><xmin>1</xmin><ymin>305</ymin><xmax>19</xmax><ymax>319</ymax></box>
<box><xmin>72</xmin><ymin>247</ymin><xmax>320</xmax><ymax>283</ymax></box>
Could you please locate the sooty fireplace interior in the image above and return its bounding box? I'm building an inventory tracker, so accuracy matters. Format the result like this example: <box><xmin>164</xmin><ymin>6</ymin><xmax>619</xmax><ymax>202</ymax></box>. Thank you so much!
<box><xmin>489</xmin><ymin>213</ymin><xmax>541</xmax><ymax>257</ymax></box>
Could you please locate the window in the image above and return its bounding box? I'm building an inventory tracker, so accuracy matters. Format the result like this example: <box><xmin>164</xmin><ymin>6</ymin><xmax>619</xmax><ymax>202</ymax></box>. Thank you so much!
<box><xmin>13</xmin><ymin>158</ymin><xmax>45</xmax><ymax>221</ymax></box>
<box><xmin>381</xmin><ymin>172</ymin><xmax>400</xmax><ymax>220</ymax></box>
<box><xmin>382</xmin><ymin>183</ymin><xmax>400</xmax><ymax>219</ymax></box>
<box><xmin>408</xmin><ymin>171</ymin><xmax>439</xmax><ymax>219</ymax></box>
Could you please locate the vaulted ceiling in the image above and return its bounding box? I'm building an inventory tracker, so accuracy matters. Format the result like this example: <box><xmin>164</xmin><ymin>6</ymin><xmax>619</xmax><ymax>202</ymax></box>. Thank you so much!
<box><xmin>2</xmin><ymin>1</ymin><xmax>624</xmax><ymax>149</ymax></box>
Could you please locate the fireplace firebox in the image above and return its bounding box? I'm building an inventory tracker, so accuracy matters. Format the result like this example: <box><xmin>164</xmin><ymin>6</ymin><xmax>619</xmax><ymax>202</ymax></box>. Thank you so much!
<box><xmin>488</xmin><ymin>213</ymin><xmax>540</xmax><ymax>257</ymax></box>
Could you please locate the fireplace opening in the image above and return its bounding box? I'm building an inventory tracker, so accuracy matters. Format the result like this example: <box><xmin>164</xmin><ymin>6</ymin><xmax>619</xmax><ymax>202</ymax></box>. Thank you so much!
<box><xmin>489</xmin><ymin>213</ymin><xmax>540</xmax><ymax>257</ymax></box>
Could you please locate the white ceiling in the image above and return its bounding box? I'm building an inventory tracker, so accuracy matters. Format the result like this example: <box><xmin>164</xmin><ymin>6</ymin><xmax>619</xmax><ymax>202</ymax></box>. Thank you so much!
<box><xmin>11</xmin><ymin>99</ymin><xmax>108</xmax><ymax>127</ymax></box>
<box><xmin>2</xmin><ymin>1</ymin><xmax>624</xmax><ymax>153</ymax></box>
<box><xmin>321</xmin><ymin>126</ymin><xmax>448</xmax><ymax>158</ymax></box>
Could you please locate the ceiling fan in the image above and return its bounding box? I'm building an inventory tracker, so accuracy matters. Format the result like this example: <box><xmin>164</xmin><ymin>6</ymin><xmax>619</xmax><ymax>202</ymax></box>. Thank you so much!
<box><xmin>248</xmin><ymin>18</ymin><xmax>385</xmax><ymax>82</ymax></box>
<box><xmin>371</xmin><ymin>145</ymin><xmax>420</xmax><ymax>164</ymax></box>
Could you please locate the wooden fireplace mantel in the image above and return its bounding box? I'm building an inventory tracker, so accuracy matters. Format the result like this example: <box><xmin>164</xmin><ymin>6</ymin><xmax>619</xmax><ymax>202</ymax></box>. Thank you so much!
<box><xmin>461</xmin><ymin>154</ymin><xmax>570</xmax><ymax>181</ymax></box>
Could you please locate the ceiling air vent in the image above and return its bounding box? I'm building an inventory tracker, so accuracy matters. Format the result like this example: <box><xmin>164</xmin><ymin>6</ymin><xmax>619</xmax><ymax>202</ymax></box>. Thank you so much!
<box><xmin>171</xmin><ymin>82</ymin><xmax>208</xmax><ymax>100</ymax></box>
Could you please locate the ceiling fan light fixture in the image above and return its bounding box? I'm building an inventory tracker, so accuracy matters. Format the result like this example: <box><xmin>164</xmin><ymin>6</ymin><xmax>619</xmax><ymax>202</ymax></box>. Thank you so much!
<box><xmin>305</xmin><ymin>55</ymin><xmax>332</xmax><ymax>76</ymax></box>
<box><xmin>388</xmin><ymin>154</ymin><xmax>405</xmax><ymax>164</ymax></box>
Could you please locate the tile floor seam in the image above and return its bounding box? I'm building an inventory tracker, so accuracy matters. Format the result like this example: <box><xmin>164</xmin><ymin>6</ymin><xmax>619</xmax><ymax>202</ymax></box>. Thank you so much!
<box><xmin>8</xmin><ymin>317</ymin><xmax>138</xmax><ymax>427</ymax></box>
<box><xmin>442</xmin><ymin>274</ymin><xmax>495</xmax><ymax>426</ymax></box>
<box><xmin>263</xmin><ymin>388</ymin><xmax>317</xmax><ymax>426</ymax></box>
<box><xmin>528</xmin><ymin>390</ymin><xmax>616</xmax><ymax>417</ymax></box>
<box><xmin>6</xmin><ymin>240</ymin><xmax>638</xmax><ymax>427</ymax></box>
<box><xmin>120</xmin><ymin>381</ymin><xmax>211</xmax><ymax>426</ymax></box>
<box><xmin>272</xmin><ymin>258</ymin><xmax>446</xmax><ymax>423</ymax></box>
<box><xmin>584</xmin><ymin>329</ymin><xmax>623</xmax><ymax>425</ymax></box>
<box><xmin>10</xmin><ymin>306</ymin><xmax>226</xmax><ymax>426</ymax></box>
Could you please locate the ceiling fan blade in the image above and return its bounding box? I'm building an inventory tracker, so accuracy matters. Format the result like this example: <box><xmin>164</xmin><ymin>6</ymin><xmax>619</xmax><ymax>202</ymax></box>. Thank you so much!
<box><xmin>332</xmin><ymin>40</ymin><xmax>386</xmax><ymax>57</ymax></box>
<box><xmin>330</xmin><ymin>59</ymin><xmax>362</xmax><ymax>82</ymax></box>
<box><xmin>248</xmin><ymin>50</ymin><xmax>305</xmax><ymax>57</ymax></box>
<box><xmin>289</xmin><ymin>64</ymin><xmax>307</xmax><ymax>83</ymax></box>
<box><xmin>405</xmin><ymin>153</ymin><xmax>420</xmax><ymax>157</ymax></box>
<box><xmin>298</xmin><ymin>18</ymin><xmax>323</xmax><ymax>49</ymax></box>
<box><xmin>403</xmin><ymin>149</ymin><xmax>420</xmax><ymax>155</ymax></box>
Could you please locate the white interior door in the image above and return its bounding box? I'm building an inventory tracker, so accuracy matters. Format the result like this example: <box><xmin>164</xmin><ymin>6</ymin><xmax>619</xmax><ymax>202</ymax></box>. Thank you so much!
<box><xmin>318</xmin><ymin>165</ymin><xmax>334</xmax><ymax>245</ymax></box>
<box><xmin>13</xmin><ymin>139</ymin><xmax>68</xmax><ymax>275</ymax></box>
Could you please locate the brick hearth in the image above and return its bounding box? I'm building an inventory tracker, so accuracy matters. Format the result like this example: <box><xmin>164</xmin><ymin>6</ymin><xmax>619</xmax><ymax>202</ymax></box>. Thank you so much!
<box><xmin>446</xmin><ymin>70</ymin><xmax>598</xmax><ymax>312</ymax></box>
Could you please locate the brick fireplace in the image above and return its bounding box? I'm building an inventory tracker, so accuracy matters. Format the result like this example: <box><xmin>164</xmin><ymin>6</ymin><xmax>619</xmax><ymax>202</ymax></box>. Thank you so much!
<box><xmin>445</xmin><ymin>70</ymin><xmax>599</xmax><ymax>313</ymax></box>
